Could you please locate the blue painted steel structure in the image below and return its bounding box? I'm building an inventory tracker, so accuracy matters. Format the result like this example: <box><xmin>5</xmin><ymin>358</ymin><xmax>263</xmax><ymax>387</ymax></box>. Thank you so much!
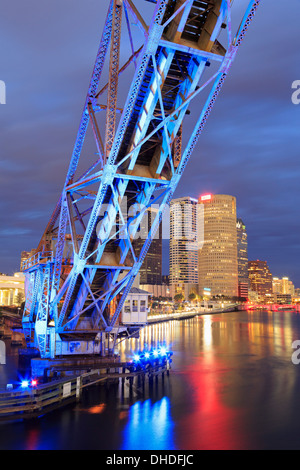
<box><xmin>21</xmin><ymin>0</ymin><xmax>261</xmax><ymax>358</ymax></box>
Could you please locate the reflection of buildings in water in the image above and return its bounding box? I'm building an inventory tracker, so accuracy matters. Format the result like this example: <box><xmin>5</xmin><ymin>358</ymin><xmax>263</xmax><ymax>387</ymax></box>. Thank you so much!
<box><xmin>272</xmin><ymin>311</ymin><xmax>293</xmax><ymax>352</ymax></box>
<box><xmin>199</xmin><ymin>311</ymin><xmax>296</xmax><ymax>360</ymax></box>
<box><xmin>119</xmin><ymin>322</ymin><xmax>173</xmax><ymax>361</ymax></box>
<box><xmin>240</xmin><ymin>310</ymin><xmax>294</xmax><ymax>359</ymax></box>
<box><xmin>118</xmin><ymin>312</ymin><xmax>299</xmax><ymax>448</ymax></box>
<box><xmin>203</xmin><ymin>316</ymin><xmax>212</xmax><ymax>350</ymax></box>
<box><xmin>119</xmin><ymin>311</ymin><xmax>296</xmax><ymax>367</ymax></box>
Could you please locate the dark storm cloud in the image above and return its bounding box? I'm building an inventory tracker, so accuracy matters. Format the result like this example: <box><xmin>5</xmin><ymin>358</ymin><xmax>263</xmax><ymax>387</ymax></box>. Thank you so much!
<box><xmin>0</xmin><ymin>0</ymin><xmax>299</xmax><ymax>286</ymax></box>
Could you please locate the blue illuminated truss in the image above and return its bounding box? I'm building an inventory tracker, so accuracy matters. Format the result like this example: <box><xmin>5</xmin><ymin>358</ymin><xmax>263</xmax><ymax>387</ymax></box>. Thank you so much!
<box><xmin>21</xmin><ymin>0</ymin><xmax>261</xmax><ymax>358</ymax></box>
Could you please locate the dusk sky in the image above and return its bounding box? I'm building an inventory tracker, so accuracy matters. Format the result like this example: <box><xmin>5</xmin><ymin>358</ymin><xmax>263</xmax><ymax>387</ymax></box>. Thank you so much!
<box><xmin>0</xmin><ymin>0</ymin><xmax>299</xmax><ymax>286</ymax></box>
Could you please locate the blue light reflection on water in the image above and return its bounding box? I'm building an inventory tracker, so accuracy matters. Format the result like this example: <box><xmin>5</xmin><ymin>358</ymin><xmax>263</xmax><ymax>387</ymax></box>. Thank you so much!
<box><xmin>121</xmin><ymin>397</ymin><xmax>175</xmax><ymax>450</ymax></box>
<box><xmin>2</xmin><ymin>310</ymin><xmax>300</xmax><ymax>450</ymax></box>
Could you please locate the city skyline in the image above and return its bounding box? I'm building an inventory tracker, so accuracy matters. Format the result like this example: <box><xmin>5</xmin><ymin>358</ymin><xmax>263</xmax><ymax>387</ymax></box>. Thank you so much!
<box><xmin>4</xmin><ymin>187</ymin><xmax>300</xmax><ymax>292</ymax></box>
<box><xmin>167</xmin><ymin>191</ymin><xmax>294</xmax><ymax>301</ymax></box>
<box><xmin>17</xmin><ymin>190</ymin><xmax>298</xmax><ymax>293</ymax></box>
<box><xmin>4</xmin><ymin>190</ymin><xmax>300</xmax><ymax>292</ymax></box>
<box><xmin>0</xmin><ymin>0</ymin><xmax>299</xmax><ymax>287</ymax></box>
<box><xmin>164</xmin><ymin>190</ymin><xmax>298</xmax><ymax>289</ymax></box>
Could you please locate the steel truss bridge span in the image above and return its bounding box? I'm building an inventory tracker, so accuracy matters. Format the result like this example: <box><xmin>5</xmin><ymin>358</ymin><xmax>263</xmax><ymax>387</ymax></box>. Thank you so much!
<box><xmin>21</xmin><ymin>0</ymin><xmax>261</xmax><ymax>358</ymax></box>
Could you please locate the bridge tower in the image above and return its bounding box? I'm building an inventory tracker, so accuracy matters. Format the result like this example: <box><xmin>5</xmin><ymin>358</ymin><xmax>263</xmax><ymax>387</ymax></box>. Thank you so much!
<box><xmin>21</xmin><ymin>0</ymin><xmax>261</xmax><ymax>358</ymax></box>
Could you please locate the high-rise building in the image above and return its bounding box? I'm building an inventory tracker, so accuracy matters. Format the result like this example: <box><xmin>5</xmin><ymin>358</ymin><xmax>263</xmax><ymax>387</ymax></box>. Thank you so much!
<box><xmin>294</xmin><ymin>288</ymin><xmax>300</xmax><ymax>300</ymax></box>
<box><xmin>236</xmin><ymin>218</ymin><xmax>249</xmax><ymax>299</ymax></box>
<box><xmin>133</xmin><ymin>207</ymin><xmax>162</xmax><ymax>285</ymax></box>
<box><xmin>169</xmin><ymin>197</ymin><xmax>198</xmax><ymax>299</ymax></box>
<box><xmin>272</xmin><ymin>276</ymin><xmax>295</xmax><ymax>304</ymax></box>
<box><xmin>273</xmin><ymin>277</ymin><xmax>295</xmax><ymax>295</ymax></box>
<box><xmin>248</xmin><ymin>260</ymin><xmax>272</xmax><ymax>302</ymax></box>
<box><xmin>198</xmin><ymin>194</ymin><xmax>238</xmax><ymax>298</ymax></box>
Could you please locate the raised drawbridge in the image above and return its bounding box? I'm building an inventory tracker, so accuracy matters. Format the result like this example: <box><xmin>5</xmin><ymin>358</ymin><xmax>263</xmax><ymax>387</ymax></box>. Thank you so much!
<box><xmin>21</xmin><ymin>0</ymin><xmax>261</xmax><ymax>358</ymax></box>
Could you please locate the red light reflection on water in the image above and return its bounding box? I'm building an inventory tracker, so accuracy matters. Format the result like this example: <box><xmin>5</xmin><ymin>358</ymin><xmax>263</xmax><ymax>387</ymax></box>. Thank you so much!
<box><xmin>177</xmin><ymin>358</ymin><xmax>247</xmax><ymax>450</ymax></box>
<box><xmin>176</xmin><ymin>315</ymin><xmax>249</xmax><ymax>450</ymax></box>
<box><xmin>26</xmin><ymin>429</ymin><xmax>39</xmax><ymax>451</ymax></box>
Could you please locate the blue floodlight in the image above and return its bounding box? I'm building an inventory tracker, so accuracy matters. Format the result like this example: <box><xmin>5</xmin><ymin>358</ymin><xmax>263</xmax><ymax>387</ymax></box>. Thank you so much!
<box><xmin>160</xmin><ymin>347</ymin><xmax>167</xmax><ymax>356</ymax></box>
<box><xmin>152</xmin><ymin>349</ymin><xmax>159</xmax><ymax>357</ymax></box>
<box><xmin>144</xmin><ymin>352</ymin><xmax>150</xmax><ymax>359</ymax></box>
<box><xmin>133</xmin><ymin>354</ymin><xmax>140</xmax><ymax>362</ymax></box>
<box><xmin>21</xmin><ymin>380</ymin><xmax>29</xmax><ymax>388</ymax></box>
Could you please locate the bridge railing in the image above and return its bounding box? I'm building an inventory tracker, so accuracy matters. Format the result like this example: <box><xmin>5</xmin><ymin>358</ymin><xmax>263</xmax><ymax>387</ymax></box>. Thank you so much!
<box><xmin>21</xmin><ymin>251</ymin><xmax>54</xmax><ymax>272</ymax></box>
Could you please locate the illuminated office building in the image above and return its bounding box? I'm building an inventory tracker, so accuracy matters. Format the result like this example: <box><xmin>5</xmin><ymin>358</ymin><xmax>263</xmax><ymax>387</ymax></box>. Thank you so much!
<box><xmin>273</xmin><ymin>276</ymin><xmax>295</xmax><ymax>304</ymax></box>
<box><xmin>273</xmin><ymin>276</ymin><xmax>295</xmax><ymax>295</ymax></box>
<box><xmin>248</xmin><ymin>260</ymin><xmax>272</xmax><ymax>302</ymax></box>
<box><xmin>294</xmin><ymin>288</ymin><xmax>300</xmax><ymax>300</ymax></box>
<box><xmin>169</xmin><ymin>197</ymin><xmax>198</xmax><ymax>299</ymax></box>
<box><xmin>198</xmin><ymin>194</ymin><xmax>238</xmax><ymax>298</ymax></box>
<box><xmin>133</xmin><ymin>207</ymin><xmax>162</xmax><ymax>285</ymax></box>
<box><xmin>236</xmin><ymin>218</ymin><xmax>249</xmax><ymax>299</ymax></box>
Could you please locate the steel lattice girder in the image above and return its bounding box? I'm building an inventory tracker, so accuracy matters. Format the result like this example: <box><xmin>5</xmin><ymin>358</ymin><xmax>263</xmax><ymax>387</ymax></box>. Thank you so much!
<box><xmin>22</xmin><ymin>0</ymin><xmax>261</xmax><ymax>357</ymax></box>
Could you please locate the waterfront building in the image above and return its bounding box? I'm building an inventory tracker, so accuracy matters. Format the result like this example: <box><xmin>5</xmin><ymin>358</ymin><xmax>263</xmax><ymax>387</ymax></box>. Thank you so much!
<box><xmin>294</xmin><ymin>288</ymin><xmax>300</xmax><ymax>303</ymax></box>
<box><xmin>198</xmin><ymin>194</ymin><xmax>238</xmax><ymax>298</ymax></box>
<box><xmin>140</xmin><ymin>271</ymin><xmax>170</xmax><ymax>299</ymax></box>
<box><xmin>248</xmin><ymin>288</ymin><xmax>259</xmax><ymax>303</ymax></box>
<box><xmin>275</xmin><ymin>294</ymin><xmax>292</xmax><ymax>304</ymax></box>
<box><xmin>248</xmin><ymin>260</ymin><xmax>273</xmax><ymax>302</ymax></box>
<box><xmin>139</xmin><ymin>283</ymin><xmax>170</xmax><ymax>299</ymax></box>
<box><xmin>273</xmin><ymin>276</ymin><xmax>295</xmax><ymax>296</ymax></box>
<box><xmin>236</xmin><ymin>218</ymin><xmax>249</xmax><ymax>299</ymax></box>
<box><xmin>0</xmin><ymin>272</ymin><xmax>25</xmax><ymax>307</ymax></box>
<box><xmin>121</xmin><ymin>287</ymin><xmax>151</xmax><ymax>326</ymax></box>
<box><xmin>273</xmin><ymin>276</ymin><xmax>295</xmax><ymax>304</ymax></box>
<box><xmin>169</xmin><ymin>196</ymin><xmax>198</xmax><ymax>299</ymax></box>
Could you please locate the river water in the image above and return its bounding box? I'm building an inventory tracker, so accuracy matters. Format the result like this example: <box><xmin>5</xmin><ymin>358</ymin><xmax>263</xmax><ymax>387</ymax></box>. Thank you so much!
<box><xmin>1</xmin><ymin>309</ymin><xmax>300</xmax><ymax>450</ymax></box>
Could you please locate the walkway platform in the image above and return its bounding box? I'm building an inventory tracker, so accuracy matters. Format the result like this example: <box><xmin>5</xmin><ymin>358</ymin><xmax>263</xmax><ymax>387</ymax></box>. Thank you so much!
<box><xmin>0</xmin><ymin>352</ymin><xmax>172</xmax><ymax>422</ymax></box>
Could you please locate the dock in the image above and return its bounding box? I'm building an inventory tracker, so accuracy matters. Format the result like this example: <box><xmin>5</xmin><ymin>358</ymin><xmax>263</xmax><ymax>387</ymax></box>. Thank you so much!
<box><xmin>0</xmin><ymin>351</ymin><xmax>172</xmax><ymax>422</ymax></box>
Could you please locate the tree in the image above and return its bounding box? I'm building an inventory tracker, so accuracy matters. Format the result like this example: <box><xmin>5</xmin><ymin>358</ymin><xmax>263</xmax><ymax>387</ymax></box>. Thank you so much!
<box><xmin>15</xmin><ymin>291</ymin><xmax>25</xmax><ymax>306</ymax></box>
<box><xmin>188</xmin><ymin>292</ymin><xmax>197</xmax><ymax>302</ymax></box>
<box><xmin>174</xmin><ymin>293</ymin><xmax>184</xmax><ymax>303</ymax></box>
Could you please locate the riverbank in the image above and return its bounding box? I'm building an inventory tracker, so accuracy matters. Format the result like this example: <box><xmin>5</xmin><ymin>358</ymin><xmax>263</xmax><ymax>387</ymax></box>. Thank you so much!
<box><xmin>147</xmin><ymin>305</ymin><xmax>241</xmax><ymax>324</ymax></box>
